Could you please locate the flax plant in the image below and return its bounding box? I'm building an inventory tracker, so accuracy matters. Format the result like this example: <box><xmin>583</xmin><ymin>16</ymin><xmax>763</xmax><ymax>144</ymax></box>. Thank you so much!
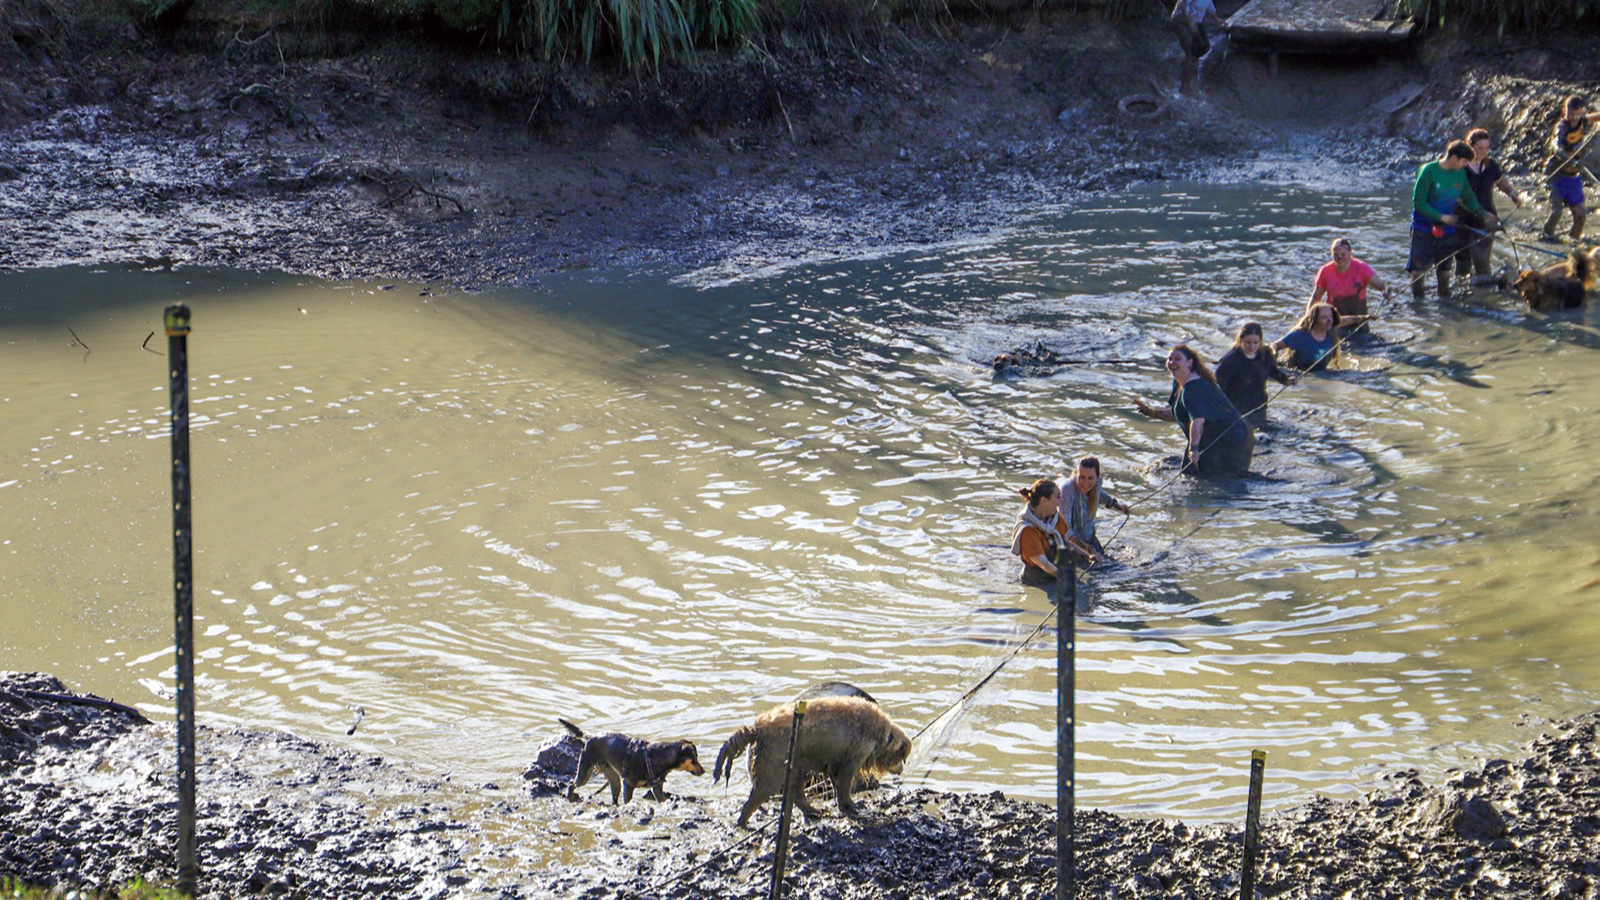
<box><xmin>490</xmin><ymin>0</ymin><xmax>758</xmax><ymax>66</ymax></box>
<box><xmin>1397</xmin><ymin>0</ymin><xmax>1595</xmax><ymax>33</ymax></box>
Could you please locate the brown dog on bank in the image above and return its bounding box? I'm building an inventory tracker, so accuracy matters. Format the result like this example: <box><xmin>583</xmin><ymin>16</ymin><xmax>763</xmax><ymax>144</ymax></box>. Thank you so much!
<box><xmin>1514</xmin><ymin>249</ymin><xmax>1597</xmax><ymax>311</ymax></box>
<box><xmin>712</xmin><ymin>696</ymin><xmax>912</xmax><ymax>828</ymax></box>
<box><xmin>559</xmin><ymin>719</ymin><xmax>705</xmax><ymax>805</ymax></box>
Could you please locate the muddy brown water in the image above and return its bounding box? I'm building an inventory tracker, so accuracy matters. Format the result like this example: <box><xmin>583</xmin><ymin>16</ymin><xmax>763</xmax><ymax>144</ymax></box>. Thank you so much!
<box><xmin>3</xmin><ymin>178</ymin><xmax>1598</xmax><ymax>834</ymax></box>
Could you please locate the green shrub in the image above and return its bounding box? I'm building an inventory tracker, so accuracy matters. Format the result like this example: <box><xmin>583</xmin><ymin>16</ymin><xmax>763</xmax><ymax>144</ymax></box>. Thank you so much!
<box><xmin>688</xmin><ymin>0</ymin><xmax>759</xmax><ymax>45</ymax></box>
<box><xmin>425</xmin><ymin>0</ymin><xmax>761</xmax><ymax>67</ymax></box>
<box><xmin>1397</xmin><ymin>0</ymin><xmax>1595</xmax><ymax>32</ymax></box>
<box><xmin>0</xmin><ymin>877</ymin><xmax>190</xmax><ymax>900</ymax></box>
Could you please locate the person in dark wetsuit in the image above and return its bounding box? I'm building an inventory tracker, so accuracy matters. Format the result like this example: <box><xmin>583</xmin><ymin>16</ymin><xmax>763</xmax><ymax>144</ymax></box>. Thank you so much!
<box><xmin>1214</xmin><ymin>322</ymin><xmax>1296</xmax><ymax>432</ymax></box>
<box><xmin>1133</xmin><ymin>345</ymin><xmax>1255</xmax><ymax>478</ymax></box>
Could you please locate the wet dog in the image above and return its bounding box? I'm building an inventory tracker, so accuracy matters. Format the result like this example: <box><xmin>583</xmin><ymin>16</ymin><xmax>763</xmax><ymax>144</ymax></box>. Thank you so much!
<box><xmin>992</xmin><ymin>340</ymin><xmax>1065</xmax><ymax>377</ymax></box>
<box><xmin>712</xmin><ymin>696</ymin><xmax>911</xmax><ymax>828</ymax></box>
<box><xmin>559</xmin><ymin>719</ymin><xmax>705</xmax><ymax>805</ymax></box>
<box><xmin>1514</xmin><ymin>250</ymin><xmax>1596</xmax><ymax>311</ymax></box>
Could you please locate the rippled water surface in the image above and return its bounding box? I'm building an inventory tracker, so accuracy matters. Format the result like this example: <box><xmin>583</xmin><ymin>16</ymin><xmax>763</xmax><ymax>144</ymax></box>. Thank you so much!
<box><xmin>5</xmin><ymin>181</ymin><xmax>1599</xmax><ymax>821</ymax></box>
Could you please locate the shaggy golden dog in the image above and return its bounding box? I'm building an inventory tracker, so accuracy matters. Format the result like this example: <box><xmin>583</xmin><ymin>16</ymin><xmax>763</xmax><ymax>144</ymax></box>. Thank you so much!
<box><xmin>1514</xmin><ymin>250</ymin><xmax>1596</xmax><ymax>311</ymax></box>
<box><xmin>713</xmin><ymin>696</ymin><xmax>911</xmax><ymax>828</ymax></box>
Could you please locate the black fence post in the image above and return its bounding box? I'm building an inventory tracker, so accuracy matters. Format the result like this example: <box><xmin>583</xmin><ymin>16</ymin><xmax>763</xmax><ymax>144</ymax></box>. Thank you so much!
<box><xmin>1241</xmin><ymin>749</ymin><xmax>1265</xmax><ymax>900</ymax></box>
<box><xmin>165</xmin><ymin>303</ymin><xmax>198</xmax><ymax>898</ymax></box>
<box><xmin>769</xmin><ymin>699</ymin><xmax>808</xmax><ymax>900</ymax></box>
<box><xmin>1057</xmin><ymin>555</ymin><xmax>1076</xmax><ymax>900</ymax></box>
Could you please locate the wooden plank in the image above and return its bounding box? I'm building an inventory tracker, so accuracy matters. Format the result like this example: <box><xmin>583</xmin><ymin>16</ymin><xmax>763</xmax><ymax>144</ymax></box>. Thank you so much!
<box><xmin>1225</xmin><ymin>0</ymin><xmax>1418</xmax><ymax>54</ymax></box>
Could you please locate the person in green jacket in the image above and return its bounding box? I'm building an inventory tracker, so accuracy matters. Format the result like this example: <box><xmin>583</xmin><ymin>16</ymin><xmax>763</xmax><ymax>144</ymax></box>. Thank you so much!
<box><xmin>1408</xmin><ymin>140</ymin><xmax>1499</xmax><ymax>299</ymax></box>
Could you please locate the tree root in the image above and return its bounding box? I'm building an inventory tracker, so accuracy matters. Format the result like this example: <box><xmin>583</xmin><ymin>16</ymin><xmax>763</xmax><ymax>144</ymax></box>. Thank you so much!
<box><xmin>358</xmin><ymin>166</ymin><xmax>466</xmax><ymax>214</ymax></box>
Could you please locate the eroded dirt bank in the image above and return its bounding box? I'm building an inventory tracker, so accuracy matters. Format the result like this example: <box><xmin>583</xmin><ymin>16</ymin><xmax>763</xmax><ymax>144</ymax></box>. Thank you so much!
<box><xmin>3</xmin><ymin>673</ymin><xmax>1599</xmax><ymax>899</ymax></box>
<box><xmin>0</xmin><ymin>7</ymin><xmax>1372</xmax><ymax>285</ymax></box>
<box><xmin>7</xmin><ymin>8</ymin><xmax>1599</xmax><ymax>286</ymax></box>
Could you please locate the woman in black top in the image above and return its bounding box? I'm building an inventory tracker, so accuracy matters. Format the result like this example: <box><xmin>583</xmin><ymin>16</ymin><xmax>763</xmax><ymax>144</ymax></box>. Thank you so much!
<box><xmin>1134</xmin><ymin>345</ymin><xmax>1254</xmax><ymax>478</ymax></box>
<box><xmin>1458</xmin><ymin>127</ymin><xmax>1524</xmax><ymax>278</ymax></box>
<box><xmin>1214</xmin><ymin>322</ymin><xmax>1296</xmax><ymax>432</ymax></box>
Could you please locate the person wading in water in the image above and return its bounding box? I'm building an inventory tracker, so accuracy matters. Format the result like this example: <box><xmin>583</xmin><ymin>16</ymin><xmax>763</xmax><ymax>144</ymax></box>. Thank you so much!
<box><xmin>1011</xmin><ymin>478</ymin><xmax>1091</xmax><ymax>589</ymax></box>
<box><xmin>1134</xmin><ymin>345</ymin><xmax>1255</xmax><ymax>479</ymax></box>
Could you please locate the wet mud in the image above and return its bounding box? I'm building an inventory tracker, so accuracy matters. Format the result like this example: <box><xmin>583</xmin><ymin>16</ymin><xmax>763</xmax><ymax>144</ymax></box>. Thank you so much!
<box><xmin>8</xmin><ymin>7</ymin><xmax>1600</xmax><ymax>899</ymax></box>
<box><xmin>6</xmin><ymin>672</ymin><xmax>1600</xmax><ymax>898</ymax></box>
<box><xmin>1</xmin><ymin>11</ymin><xmax>1266</xmax><ymax>285</ymax></box>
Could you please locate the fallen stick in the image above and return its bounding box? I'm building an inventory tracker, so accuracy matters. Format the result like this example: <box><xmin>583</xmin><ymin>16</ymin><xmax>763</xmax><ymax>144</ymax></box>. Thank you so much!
<box><xmin>23</xmin><ymin>689</ymin><xmax>151</xmax><ymax>724</ymax></box>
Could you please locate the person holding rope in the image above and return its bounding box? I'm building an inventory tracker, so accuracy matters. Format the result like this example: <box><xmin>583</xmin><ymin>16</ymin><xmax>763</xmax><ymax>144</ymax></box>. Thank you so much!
<box><xmin>1540</xmin><ymin>94</ymin><xmax>1600</xmax><ymax>244</ymax></box>
<box><xmin>1309</xmin><ymin>237</ymin><xmax>1391</xmax><ymax>320</ymax></box>
<box><xmin>1457</xmin><ymin>127</ymin><xmax>1524</xmax><ymax>278</ymax></box>
<box><xmin>1215</xmin><ymin>322</ymin><xmax>1296</xmax><ymax>432</ymax></box>
<box><xmin>1409</xmin><ymin>139</ymin><xmax>1498</xmax><ymax>299</ymax></box>
<box><xmin>1062</xmin><ymin>456</ymin><xmax>1130</xmax><ymax>564</ymax></box>
<box><xmin>1133</xmin><ymin>345</ymin><xmax>1254</xmax><ymax>478</ymax></box>
<box><xmin>1011</xmin><ymin>478</ymin><xmax>1093</xmax><ymax>587</ymax></box>
<box><xmin>1271</xmin><ymin>303</ymin><xmax>1341</xmax><ymax>372</ymax></box>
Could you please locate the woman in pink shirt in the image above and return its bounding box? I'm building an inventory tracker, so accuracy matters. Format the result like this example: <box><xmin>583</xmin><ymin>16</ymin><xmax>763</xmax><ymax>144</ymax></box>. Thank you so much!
<box><xmin>1308</xmin><ymin>237</ymin><xmax>1391</xmax><ymax>318</ymax></box>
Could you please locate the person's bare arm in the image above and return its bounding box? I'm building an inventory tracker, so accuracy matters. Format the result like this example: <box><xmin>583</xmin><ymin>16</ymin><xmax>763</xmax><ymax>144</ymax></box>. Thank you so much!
<box><xmin>1134</xmin><ymin>398</ymin><xmax>1176</xmax><ymax>422</ymax></box>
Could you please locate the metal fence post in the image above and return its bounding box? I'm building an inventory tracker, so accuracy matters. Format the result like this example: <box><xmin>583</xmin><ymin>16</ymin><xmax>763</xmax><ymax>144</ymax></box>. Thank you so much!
<box><xmin>768</xmin><ymin>699</ymin><xmax>808</xmax><ymax>900</ymax></box>
<box><xmin>1057</xmin><ymin>555</ymin><xmax>1076</xmax><ymax>900</ymax></box>
<box><xmin>165</xmin><ymin>303</ymin><xmax>198</xmax><ymax>897</ymax></box>
<box><xmin>1241</xmin><ymin>749</ymin><xmax>1265</xmax><ymax>900</ymax></box>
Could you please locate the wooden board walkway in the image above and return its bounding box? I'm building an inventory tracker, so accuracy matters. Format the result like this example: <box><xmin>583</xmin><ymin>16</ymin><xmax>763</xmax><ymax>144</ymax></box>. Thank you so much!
<box><xmin>1225</xmin><ymin>0</ymin><xmax>1419</xmax><ymax>54</ymax></box>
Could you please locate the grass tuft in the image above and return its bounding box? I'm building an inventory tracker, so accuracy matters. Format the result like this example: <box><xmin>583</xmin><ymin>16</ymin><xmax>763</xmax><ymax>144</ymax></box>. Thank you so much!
<box><xmin>1396</xmin><ymin>0</ymin><xmax>1596</xmax><ymax>32</ymax></box>
<box><xmin>0</xmin><ymin>877</ymin><xmax>191</xmax><ymax>900</ymax></box>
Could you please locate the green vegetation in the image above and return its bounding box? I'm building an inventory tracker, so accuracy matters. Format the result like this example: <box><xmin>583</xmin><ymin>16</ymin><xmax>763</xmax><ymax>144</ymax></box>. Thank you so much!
<box><xmin>1</xmin><ymin>878</ymin><xmax>189</xmax><ymax>900</ymax></box>
<box><xmin>1399</xmin><ymin>0</ymin><xmax>1593</xmax><ymax>33</ymax></box>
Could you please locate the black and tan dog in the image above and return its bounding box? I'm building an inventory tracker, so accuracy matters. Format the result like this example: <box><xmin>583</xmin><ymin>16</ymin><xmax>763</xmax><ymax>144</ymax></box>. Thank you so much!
<box><xmin>559</xmin><ymin>718</ymin><xmax>705</xmax><ymax>805</ymax></box>
<box><xmin>1514</xmin><ymin>249</ymin><xmax>1597</xmax><ymax>311</ymax></box>
<box><xmin>992</xmin><ymin>340</ymin><xmax>1065</xmax><ymax>377</ymax></box>
<box><xmin>713</xmin><ymin>695</ymin><xmax>912</xmax><ymax>828</ymax></box>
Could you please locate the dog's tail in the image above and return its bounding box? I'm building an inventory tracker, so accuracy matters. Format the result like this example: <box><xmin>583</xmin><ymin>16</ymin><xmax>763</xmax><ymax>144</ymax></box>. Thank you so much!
<box><xmin>558</xmin><ymin>718</ymin><xmax>585</xmax><ymax>740</ymax></box>
<box><xmin>1570</xmin><ymin>250</ymin><xmax>1596</xmax><ymax>290</ymax></box>
<box><xmin>713</xmin><ymin>725</ymin><xmax>757</xmax><ymax>785</ymax></box>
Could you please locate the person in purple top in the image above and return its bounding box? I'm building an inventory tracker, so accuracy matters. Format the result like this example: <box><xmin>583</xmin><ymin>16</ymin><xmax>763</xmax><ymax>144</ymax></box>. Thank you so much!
<box><xmin>1541</xmin><ymin>95</ymin><xmax>1600</xmax><ymax>244</ymax></box>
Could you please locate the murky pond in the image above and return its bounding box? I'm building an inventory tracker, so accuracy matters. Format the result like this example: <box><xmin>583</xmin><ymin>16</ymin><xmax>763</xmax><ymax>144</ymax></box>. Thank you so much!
<box><xmin>4</xmin><ymin>180</ymin><xmax>1599</xmax><ymax>824</ymax></box>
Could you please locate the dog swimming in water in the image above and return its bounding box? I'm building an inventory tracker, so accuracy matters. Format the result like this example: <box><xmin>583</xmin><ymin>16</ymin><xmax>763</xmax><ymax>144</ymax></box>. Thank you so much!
<box><xmin>992</xmin><ymin>340</ymin><xmax>1066</xmax><ymax>377</ymax></box>
<box><xmin>558</xmin><ymin>718</ymin><xmax>705</xmax><ymax>805</ymax></box>
<box><xmin>713</xmin><ymin>695</ymin><xmax>911</xmax><ymax>828</ymax></box>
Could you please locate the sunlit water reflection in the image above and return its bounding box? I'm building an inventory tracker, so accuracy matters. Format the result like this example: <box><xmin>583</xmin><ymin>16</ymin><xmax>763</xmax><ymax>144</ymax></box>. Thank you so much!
<box><xmin>3</xmin><ymin>181</ymin><xmax>1598</xmax><ymax>824</ymax></box>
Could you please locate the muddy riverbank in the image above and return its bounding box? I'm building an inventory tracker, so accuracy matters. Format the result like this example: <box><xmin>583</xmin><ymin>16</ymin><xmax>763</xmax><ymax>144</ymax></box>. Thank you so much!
<box><xmin>9</xmin><ymin>7</ymin><xmax>1600</xmax><ymax>287</ymax></box>
<box><xmin>12</xmin><ymin>6</ymin><xmax>1592</xmax><ymax>286</ymax></box>
<box><xmin>4</xmin><ymin>673</ymin><xmax>1598</xmax><ymax>899</ymax></box>
<box><xmin>8</xmin><ymin>7</ymin><xmax>1600</xmax><ymax>900</ymax></box>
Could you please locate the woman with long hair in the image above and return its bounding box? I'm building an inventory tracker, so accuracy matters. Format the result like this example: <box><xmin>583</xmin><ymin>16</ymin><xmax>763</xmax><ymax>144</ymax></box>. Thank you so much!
<box><xmin>1062</xmin><ymin>456</ymin><xmax>1130</xmax><ymax>564</ymax></box>
<box><xmin>1134</xmin><ymin>344</ymin><xmax>1255</xmax><ymax>478</ymax></box>
<box><xmin>1215</xmin><ymin>322</ymin><xmax>1296</xmax><ymax>431</ymax></box>
<box><xmin>1010</xmin><ymin>476</ymin><xmax>1101</xmax><ymax>585</ymax></box>
<box><xmin>1272</xmin><ymin>303</ymin><xmax>1341</xmax><ymax>372</ymax></box>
